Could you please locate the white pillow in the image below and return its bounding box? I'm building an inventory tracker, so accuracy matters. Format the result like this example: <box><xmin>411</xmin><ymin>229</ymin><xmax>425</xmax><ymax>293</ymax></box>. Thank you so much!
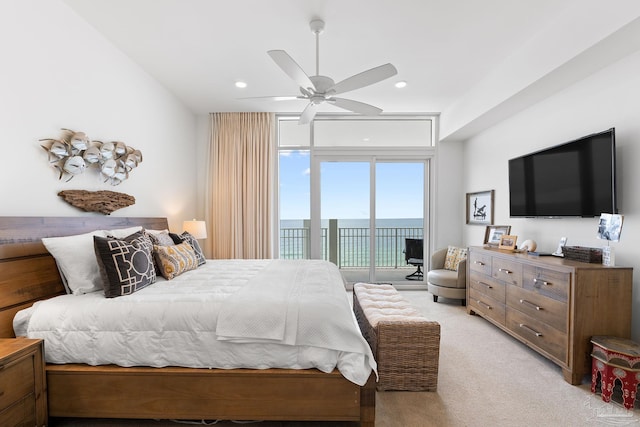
<box><xmin>42</xmin><ymin>226</ymin><xmax>144</xmax><ymax>295</ymax></box>
<box><xmin>42</xmin><ymin>230</ymin><xmax>108</xmax><ymax>295</ymax></box>
<box><xmin>145</xmin><ymin>228</ymin><xmax>169</xmax><ymax>235</ymax></box>
<box><xmin>106</xmin><ymin>226</ymin><xmax>143</xmax><ymax>238</ymax></box>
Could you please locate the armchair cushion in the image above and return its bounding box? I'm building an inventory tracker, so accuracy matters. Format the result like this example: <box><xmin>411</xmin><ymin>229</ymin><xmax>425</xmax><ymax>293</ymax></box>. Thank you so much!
<box><xmin>443</xmin><ymin>246</ymin><xmax>467</xmax><ymax>271</ymax></box>
<box><xmin>427</xmin><ymin>269</ymin><xmax>461</xmax><ymax>289</ymax></box>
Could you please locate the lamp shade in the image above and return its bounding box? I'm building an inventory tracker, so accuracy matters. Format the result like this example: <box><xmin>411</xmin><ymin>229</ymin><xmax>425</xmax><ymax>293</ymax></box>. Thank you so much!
<box><xmin>183</xmin><ymin>219</ymin><xmax>207</xmax><ymax>239</ymax></box>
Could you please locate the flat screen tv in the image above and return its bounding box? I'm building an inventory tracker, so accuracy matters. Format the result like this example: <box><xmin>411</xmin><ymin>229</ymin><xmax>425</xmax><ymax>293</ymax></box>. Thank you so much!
<box><xmin>508</xmin><ymin>128</ymin><xmax>617</xmax><ymax>218</ymax></box>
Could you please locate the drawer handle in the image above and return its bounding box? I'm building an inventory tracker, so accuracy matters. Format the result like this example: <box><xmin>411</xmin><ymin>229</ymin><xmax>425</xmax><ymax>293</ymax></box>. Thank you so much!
<box><xmin>476</xmin><ymin>300</ymin><xmax>492</xmax><ymax>310</ymax></box>
<box><xmin>519</xmin><ymin>299</ymin><xmax>542</xmax><ymax>311</ymax></box>
<box><xmin>533</xmin><ymin>278</ymin><xmax>550</xmax><ymax>286</ymax></box>
<box><xmin>474</xmin><ymin>261</ymin><xmax>485</xmax><ymax>266</ymax></box>
<box><xmin>498</xmin><ymin>268</ymin><xmax>512</xmax><ymax>274</ymax></box>
<box><xmin>519</xmin><ymin>323</ymin><xmax>543</xmax><ymax>337</ymax></box>
<box><xmin>478</xmin><ymin>281</ymin><xmax>493</xmax><ymax>289</ymax></box>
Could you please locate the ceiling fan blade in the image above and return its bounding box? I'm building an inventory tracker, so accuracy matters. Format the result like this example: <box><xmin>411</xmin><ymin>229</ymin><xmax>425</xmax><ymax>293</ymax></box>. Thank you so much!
<box><xmin>299</xmin><ymin>103</ymin><xmax>318</xmax><ymax>125</ymax></box>
<box><xmin>268</xmin><ymin>50</ymin><xmax>315</xmax><ymax>92</ymax></box>
<box><xmin>237</xmin><ymin>95</ymin><xmax>304</xmax><ymax>101</ymax></box>
<box><xmin>330</xmin><ymin>97</ymin><xmax>383</xmax><ymax>115</ymax></box>
<box><xmin>329</xmin><ymin>63</ymin><xmax>398</xmax><ymax>95</ymax></box>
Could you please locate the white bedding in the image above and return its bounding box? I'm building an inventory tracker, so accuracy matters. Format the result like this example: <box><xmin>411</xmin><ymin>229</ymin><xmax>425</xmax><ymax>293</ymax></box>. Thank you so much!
<box><xmin>15</xmin><ymin>259</ymin><xmax>376</xmax><ymax>386</ymax></box>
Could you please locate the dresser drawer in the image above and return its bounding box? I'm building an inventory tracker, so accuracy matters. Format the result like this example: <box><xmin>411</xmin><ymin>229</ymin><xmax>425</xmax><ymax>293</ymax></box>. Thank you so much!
<box><xmin>507</xmin><ymin>286</ymin><xmax>567</xmax><ymax>333</ymax></box>
<box><xmin>0</xmin><ymin>355</ymin><xmax>35</xmax><ymax>410</ymax></box>
<box><xmin>522</xmin><ymin>265</ymin><xmax>570</xmax><ymax>302</ymax></box>
<box><xmin>506</xmin><ymin>308</ymin><xmax>567</xmax><ymax>364</ymax></box>
<box><xmin>469</xmin><ymin>251</ymin><xmax>492</xmax><ymax>275</ymax></box>
<box><xmin>469</xmin><ymin>271</ymin><xmax>506</xmax><ymax>304</ymax></box>
<box><xmin>469</xmin><ymin>288</ymin><xmax>506</xmax><ymax>325</ymax></box>
<box><xmin>0</xmin><ymin>395</ymin><xmax>36</xmax><ymax>427</ymax></box>
<box><xmin>492</xmin><ymin>257</ymin><xmax>522</xmax><ymax>286</ymax></box>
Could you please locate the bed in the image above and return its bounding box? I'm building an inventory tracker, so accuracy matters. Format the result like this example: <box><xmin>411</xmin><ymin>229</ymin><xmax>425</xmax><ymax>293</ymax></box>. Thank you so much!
<box><xmin>0</xmin><ymin>216</ymin><xmax>376</xmax><ymax>426</ymax></box>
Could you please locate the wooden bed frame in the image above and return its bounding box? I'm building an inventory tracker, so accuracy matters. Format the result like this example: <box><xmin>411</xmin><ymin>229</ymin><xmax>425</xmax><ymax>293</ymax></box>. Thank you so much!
<box><xmin>0</xmin><ymin>216</ymin><xmax>375</xmax><ymax>426</ymax></box>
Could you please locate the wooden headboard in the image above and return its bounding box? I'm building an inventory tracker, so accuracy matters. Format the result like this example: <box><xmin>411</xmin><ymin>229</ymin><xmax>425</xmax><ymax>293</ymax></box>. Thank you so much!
<box><xmin>0</xmin><ymin>216</ymin><xmax>169</xmax><ymax>337</ymax></box>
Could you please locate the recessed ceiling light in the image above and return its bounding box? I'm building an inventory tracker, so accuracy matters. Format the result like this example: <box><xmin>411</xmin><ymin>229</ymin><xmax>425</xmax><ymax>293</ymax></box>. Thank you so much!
<box><xmin>235</xmin><ymin>81</ymin><xmax>247</xmax><ymax>88</ymax></box>
<box><xmin>395</xmin><ymin>81</ymin><xmax>407</xmax><ymax>89</ymax></box>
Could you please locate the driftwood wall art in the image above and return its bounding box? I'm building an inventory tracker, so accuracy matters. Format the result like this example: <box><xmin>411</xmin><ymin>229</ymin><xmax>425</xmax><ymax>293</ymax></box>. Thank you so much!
<box><xmin>58</xmin><ymin>190</ymin><xmax>136</xmax><ymax>215</ymax></box>
<box><xmin>41</xmin><ymin>128</ymin><xmax>143</xmax><ymax>186</ymax></box>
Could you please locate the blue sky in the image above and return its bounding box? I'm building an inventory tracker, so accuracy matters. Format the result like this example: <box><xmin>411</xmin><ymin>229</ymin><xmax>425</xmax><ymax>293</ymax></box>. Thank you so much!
<box><xmin>279</xmin><ymin>151</ymin><xmax>424</xmax><ymax>220</ymax></box>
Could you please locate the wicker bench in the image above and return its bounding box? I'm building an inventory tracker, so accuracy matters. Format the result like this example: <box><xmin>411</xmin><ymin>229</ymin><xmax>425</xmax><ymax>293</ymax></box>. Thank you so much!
<box><xmin>353</xmin><ymin>283</ymin><xmax>440</xmax><ymax>391</ymax></box>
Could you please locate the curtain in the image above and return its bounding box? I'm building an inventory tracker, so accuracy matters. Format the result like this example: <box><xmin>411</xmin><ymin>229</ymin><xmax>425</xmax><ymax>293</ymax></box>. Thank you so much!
<box><xmin>205</xmin><ymin>112</ymin><xmax>274</xmax><ymax>259</ymax></box>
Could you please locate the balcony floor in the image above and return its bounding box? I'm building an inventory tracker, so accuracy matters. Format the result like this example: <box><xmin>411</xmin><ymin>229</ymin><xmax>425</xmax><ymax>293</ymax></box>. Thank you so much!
<box><xmin>339</xmin><ymin>267</ymin><xmax>427</xmax><ymax>288</ymax></box>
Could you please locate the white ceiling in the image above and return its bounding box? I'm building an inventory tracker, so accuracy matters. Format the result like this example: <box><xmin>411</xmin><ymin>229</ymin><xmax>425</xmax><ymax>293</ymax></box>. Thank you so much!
<box><xmin>61</xmin><ymin>0</ymin><xmax>640</xmax><ymax>140</ymax></box>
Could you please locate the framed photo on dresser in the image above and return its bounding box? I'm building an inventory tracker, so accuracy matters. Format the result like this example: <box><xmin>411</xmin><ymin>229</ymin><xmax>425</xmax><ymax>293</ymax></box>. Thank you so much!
<box><xmin>499</xmin><ymin>235</ymin><xmax>518</xmax><ymax>250</ymax></box>
<box><xmin>483</xmin><ymin>225</ymin><xmax>511</xmax><ymax>246</ymax></box>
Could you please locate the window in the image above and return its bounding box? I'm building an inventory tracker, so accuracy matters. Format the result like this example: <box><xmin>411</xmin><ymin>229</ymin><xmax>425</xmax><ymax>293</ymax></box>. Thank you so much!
<box><xmin>276</xmin><ymin>115</ymin><xmax>437</xmax><ymax>284</ymax></box>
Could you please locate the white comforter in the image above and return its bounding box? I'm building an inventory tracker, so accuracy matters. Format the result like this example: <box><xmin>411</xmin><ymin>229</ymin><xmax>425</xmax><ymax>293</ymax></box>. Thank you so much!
<box><xmin>15</xmin><ymin>259</ymin><xmax>376</xmax><ymax>386</ymax></box>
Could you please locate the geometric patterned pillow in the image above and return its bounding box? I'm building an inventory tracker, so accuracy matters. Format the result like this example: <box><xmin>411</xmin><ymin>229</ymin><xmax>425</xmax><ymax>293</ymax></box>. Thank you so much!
<box><xmin>175</xmin><ymin>231</ymin><xmax>206</xmax><ymax>266</ymax></box>
<box><xmin>153</xmin><ymin>242</ymin><xmax>199</xmax><ymax>280</ymax></box>
<box><xmin>443</xmin><ymin>246</ymin><xmax>468</xmax><ymax>271</ymax></box>
<box><xmin>93</xmin><ymin>231</ymin><xmax>156</xmax><ymax>298</ymax></box>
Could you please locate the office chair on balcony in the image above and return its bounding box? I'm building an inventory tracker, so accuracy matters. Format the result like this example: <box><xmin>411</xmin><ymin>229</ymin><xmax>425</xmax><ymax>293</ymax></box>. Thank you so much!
<box><xmin>404</xmin><ymin>238</ymin><xmax>424</xmax><ymax>280</ymax></box>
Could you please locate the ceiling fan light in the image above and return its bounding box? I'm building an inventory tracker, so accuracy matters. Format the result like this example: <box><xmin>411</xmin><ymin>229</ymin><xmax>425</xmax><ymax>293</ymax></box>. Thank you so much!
<box><xmin>395</xmin><ymin>80</ymin><xmax>407</xmax><ymax>88</ymax></box>
<box><xmin>235</xmin><ymin>81</ymin><xmax>247</xmax><ymax>88</ymax></box>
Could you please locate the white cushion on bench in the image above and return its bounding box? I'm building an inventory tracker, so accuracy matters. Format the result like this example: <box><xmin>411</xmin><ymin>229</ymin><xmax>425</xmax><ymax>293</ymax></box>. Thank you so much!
<box><xmin>354</xmin><ymin>283</ymin><xmax>426</xmax><ymax>327</ymax></box>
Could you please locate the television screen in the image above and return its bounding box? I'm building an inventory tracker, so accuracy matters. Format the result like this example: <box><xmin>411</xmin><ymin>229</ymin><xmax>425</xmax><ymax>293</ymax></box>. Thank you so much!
<box><xmin>509</xmin><ymin>128</ymin><xmax>617</xmax><ymax>217</ymax></box>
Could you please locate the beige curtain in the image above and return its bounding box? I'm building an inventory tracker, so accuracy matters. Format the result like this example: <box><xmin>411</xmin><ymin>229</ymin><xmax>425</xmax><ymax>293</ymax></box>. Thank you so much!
<box><xmin>205</xmin><ymin>112</ymin><xmax>274</xmax><ymax>259</ymax></box>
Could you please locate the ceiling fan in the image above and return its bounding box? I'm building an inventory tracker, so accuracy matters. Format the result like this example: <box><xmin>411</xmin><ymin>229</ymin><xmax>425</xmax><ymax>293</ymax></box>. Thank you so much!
<box><xmin>256</xmin><ymin>19</ymin><xmax>397</xmax><ymax>124</ymax></box>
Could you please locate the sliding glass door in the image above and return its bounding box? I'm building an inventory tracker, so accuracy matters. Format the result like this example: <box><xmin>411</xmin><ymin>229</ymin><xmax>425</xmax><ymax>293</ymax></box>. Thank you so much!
<box><xmin>315</xmin><ymin>157</ymin><xmax>426</xmax><ymax>284</ymax></box>
<box><xmin>375</xmin><ymin>162</ymin><xmax>424</xmax><ymax>283</ymax></box>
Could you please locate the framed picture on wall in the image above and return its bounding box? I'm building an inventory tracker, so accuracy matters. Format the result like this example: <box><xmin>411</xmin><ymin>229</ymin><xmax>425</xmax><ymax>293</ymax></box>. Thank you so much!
<box><xmin>484</xmin><ymin>225</ymin><xmax>511</xmax><ymax>246</ymax></box>
<box><xmin>466</xmin><ymin>190</ymin><xmax>494</xmax><ymax>225</ymax></box>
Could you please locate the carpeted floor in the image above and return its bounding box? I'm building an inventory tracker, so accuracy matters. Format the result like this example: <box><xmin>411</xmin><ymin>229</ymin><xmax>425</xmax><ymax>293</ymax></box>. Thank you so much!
<box><xmin>49</xmin><ymin>290</ymin><xmax>640</xmax><ymax>427</ymax></box>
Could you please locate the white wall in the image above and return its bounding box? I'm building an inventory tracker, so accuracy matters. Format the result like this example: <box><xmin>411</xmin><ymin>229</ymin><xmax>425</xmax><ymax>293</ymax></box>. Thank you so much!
<box><xmin>462</xmin><ymin>47</ymin><xmax>640</xmax><ymax>340</ymax></box>
<box><xmin>0</xmin><ymin>0</ymin><xmax>198</xmax><ymax>232</ymax></box>
<box><xmin>434</xmin><ymin>139</ymin><xmax>464</xmax><ymax>250</ymax></box>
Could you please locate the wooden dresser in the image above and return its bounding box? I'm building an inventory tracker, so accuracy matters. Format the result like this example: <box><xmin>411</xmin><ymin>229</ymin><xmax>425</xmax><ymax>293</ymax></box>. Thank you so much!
<box><xmin>467</xmin><ymin>246</ymin><xmax>633</xmax><ymax>385</ymax></box>
<box><xmin>0</xmin><ymin>339</ymin><xmax>47</xmax><ymax>426</ymax></box>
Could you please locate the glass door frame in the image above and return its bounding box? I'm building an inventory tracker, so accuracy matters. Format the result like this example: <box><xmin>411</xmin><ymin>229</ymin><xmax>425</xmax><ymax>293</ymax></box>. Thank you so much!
<box><xmin>311</xmin><ymin>148</ymin><xmax>434</xmax><ymax>283</ymax></box>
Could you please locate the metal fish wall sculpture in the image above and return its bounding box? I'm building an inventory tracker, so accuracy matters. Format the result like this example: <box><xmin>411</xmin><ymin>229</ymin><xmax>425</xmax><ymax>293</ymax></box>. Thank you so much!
<box><xmin>40</xmin><ymin>128</ymin><xmax>143</xmax><ymax>185</ymax></box>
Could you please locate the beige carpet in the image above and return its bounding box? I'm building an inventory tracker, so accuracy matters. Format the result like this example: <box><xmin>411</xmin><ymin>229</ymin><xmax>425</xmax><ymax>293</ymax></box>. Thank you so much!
<box><xmin>50</xmin><ymin>290</ymin><xmax>640</xmax><ymax>427</ymax></box>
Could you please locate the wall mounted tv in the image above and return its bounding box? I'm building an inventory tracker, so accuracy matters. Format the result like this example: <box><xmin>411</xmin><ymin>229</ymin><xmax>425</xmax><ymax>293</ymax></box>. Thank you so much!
<box><xmin>508</xmin><ymin>128</ymin><xmax>617</xmax><ymax>218</ymax></box>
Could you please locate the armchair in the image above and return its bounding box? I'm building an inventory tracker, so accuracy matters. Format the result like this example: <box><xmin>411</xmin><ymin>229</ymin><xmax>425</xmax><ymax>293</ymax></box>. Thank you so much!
<box><xmin>426</xmin><ymin>247</ymin><xmax>467</xmax><ymax>305</ymax></box>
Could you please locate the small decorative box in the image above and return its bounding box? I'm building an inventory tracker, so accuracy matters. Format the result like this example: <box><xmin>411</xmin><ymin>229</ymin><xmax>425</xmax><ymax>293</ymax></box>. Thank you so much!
<box><xmin>562</xmin><ymin>246</ymin><xmax>603</xmax><ymax>263</ymax></box>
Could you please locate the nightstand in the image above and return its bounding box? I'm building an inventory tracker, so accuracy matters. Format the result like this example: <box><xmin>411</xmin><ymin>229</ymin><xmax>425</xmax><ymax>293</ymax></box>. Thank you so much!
<box><xmin>0</xmin><ymin>338</ymin><xmax>47</xmax><ymax>426</ymax></box>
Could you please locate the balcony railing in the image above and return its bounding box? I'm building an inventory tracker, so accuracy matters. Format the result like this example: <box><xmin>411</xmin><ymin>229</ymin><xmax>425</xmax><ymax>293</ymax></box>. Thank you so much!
<box><xmin>280</xmin><ymin>222</ymin><xmax>423</xmax><ymax>269</ymax></box>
